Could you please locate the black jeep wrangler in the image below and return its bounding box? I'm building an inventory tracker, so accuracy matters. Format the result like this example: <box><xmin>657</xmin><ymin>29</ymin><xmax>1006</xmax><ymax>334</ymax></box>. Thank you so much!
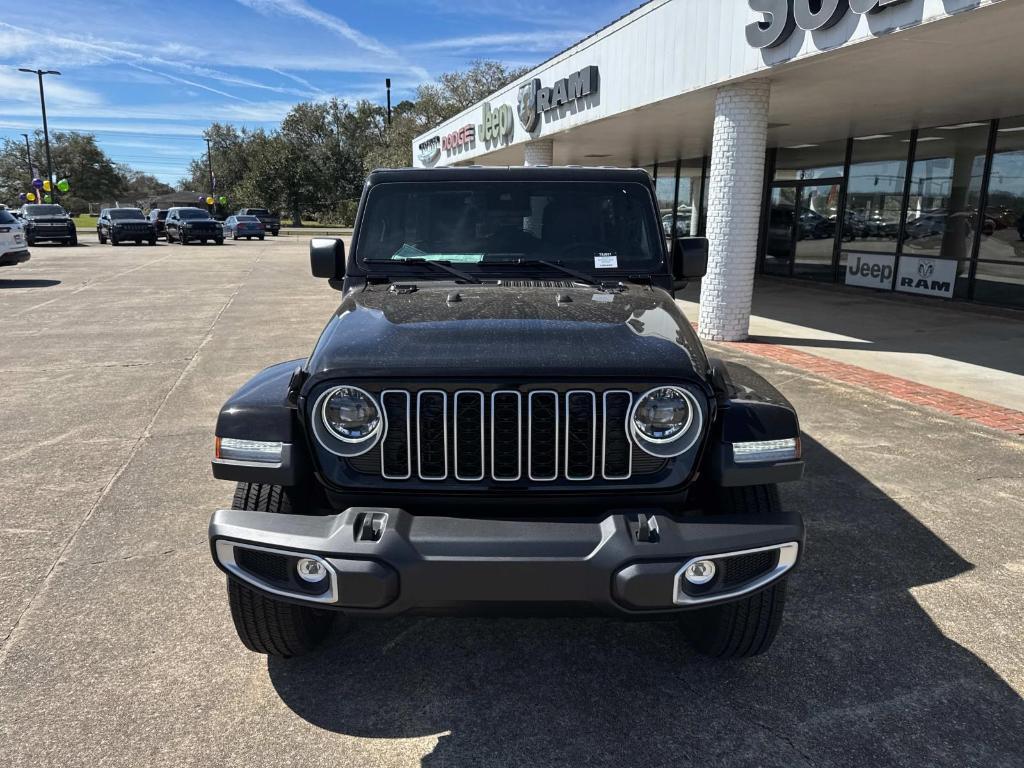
<box><xmin>209</xmin><ymin>168</ymin><xmax>804</xmax><ymax>659</ymax></box>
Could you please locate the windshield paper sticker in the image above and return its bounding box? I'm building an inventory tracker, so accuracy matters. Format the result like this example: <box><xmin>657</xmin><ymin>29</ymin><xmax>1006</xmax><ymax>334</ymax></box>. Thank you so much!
<box><xmin>594</xmin><ymin>253</ymin><xmax>618</xmax><ymax>269</ymax></box>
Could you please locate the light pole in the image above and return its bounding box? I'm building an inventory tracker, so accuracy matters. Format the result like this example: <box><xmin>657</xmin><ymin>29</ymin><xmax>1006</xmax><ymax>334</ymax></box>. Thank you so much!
<box><xmin>18</xmin><ymin>68</ymin><xmax>60</xmax><ymax>201</ymax></box>
<box><xmin>385</xmin><ymin>78</ymin><xmax>392</xmax><ymax>126</ymax></box>
<box><xmin>20</xmin><ymin>132</ymin><xmax>33</xmax><ymax>180</ymax></box>
<box><xmin>204</xmin><ymin>136</ymin><xmax>216</xmax><ymax>213</ymax></box>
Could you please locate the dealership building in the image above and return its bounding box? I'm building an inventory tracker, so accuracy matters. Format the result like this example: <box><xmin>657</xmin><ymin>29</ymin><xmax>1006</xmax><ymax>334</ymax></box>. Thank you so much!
<box><xmin>411</xmin><ymin>0</ymin><xmax>1024</xmax><ymax>339</ymax></box>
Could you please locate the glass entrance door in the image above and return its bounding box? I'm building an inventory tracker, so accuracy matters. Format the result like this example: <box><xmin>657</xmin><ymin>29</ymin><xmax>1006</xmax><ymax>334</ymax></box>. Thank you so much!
<box><xmin>793</xmin><ymin>182</ymin><xmax>841</xmax><ymax>280</ymax></box>
<box><xmin>763</xmin><ymin>181</ymin><xmax>842</xmax><ymax>279</ymax></box>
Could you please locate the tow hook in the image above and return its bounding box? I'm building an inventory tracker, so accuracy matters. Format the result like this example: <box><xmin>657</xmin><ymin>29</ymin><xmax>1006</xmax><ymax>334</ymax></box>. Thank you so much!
<box><xmin>635</xmin><ymin>513</ymin><xmax>660</xmax><ymax>543</ymax></box>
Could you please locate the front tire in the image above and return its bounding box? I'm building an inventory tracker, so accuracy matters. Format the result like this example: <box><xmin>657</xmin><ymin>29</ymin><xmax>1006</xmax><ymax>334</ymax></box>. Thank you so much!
<box><xmin>681</xmin><ymin>485</ymin><xmax>790</xmax><ymax>658</ymax></box>
<box><xmin>225</xmin><ymin>482</ymin><xmax>336</xmax><ymax>657</ymax></box>
<box><xmin>682</xmin><ymin>580</ymin><xmax>788</xmax><ymax>659</ymax></box>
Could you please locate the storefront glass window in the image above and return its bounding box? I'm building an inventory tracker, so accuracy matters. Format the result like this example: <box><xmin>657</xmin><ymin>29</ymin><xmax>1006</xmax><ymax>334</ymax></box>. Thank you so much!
<box><xmin>841</xmin><ymin>132</ymin><xmax>911</xmax><ymax>253</ymax></box>
<box><xmin>902</xmin><ymin>121</ymin><xmax>991</xmax><ymax>297</ymax></box>
<box><xmin>655</xmin><ymin>162</ymin><xmax>677</xmax><ymax>244</ymax></box>
<box><xmin>668</xmin><ymin>158</ymin><xmax>703</xmax><ymax>237</ymax></box>
<box><xmin>774</xmin><ymin>139</ymin><xmax>846</xmax><ymax>181</ymax></box>
<box><xmin>976</xmin><ymin>116</ymin><xmax>1024</xmax><ymax>308</ymax></box>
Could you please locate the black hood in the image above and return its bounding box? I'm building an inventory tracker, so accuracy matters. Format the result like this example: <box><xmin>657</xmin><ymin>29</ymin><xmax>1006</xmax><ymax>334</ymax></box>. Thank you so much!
<box><xmin>306</xmin><ymin>282</ymin><xmax>708</xmax><ymax>382</ymax></box>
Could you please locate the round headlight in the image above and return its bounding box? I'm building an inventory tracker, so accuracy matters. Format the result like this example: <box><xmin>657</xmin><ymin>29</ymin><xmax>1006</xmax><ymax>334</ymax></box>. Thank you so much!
<box><xmin>632</xmin><ymin>386</ymin><xmax>694</xmax><ymax>442</ymax></box>
<box><xmin>322</xmin><ymin>386</ymin><xmax>381</xmax><ymax>442</ymax></box>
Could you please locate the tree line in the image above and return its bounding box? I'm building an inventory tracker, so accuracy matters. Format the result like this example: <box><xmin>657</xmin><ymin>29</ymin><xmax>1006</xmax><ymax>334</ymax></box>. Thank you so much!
<box><xmin>0</xmin><ymin>131</ymin><xmax>173</xmax><ymax>213</ymax></box>
<box><xmin>177</xmin><ymin>60</ymin><xmax>526</xmax><ymax>225</ymax></box>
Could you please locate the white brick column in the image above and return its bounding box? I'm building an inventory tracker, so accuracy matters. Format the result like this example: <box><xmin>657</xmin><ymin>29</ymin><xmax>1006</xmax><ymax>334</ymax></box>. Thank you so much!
<box><xmin>523</xmin><ymin>139</ymin><xmax>554</xmax><ymax>166</ymax></box>
<box><xmin>698</xmin><ymin>80</ymin><xmax>771</xmax><ymax>341</ymax></box>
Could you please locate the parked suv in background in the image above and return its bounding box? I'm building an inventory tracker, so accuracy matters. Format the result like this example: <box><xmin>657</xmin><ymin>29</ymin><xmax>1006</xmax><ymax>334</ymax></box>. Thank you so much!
<box><xmin>210</xmin><ymin>167</ymin><xmax>805</xmax><ymax>661</ymax></box>
<box><xmin>97</xmin><ymin>208</ymin><xmax>157</xmax><ymax>246</ymax></box>
<box><xmin>18</xmin><ymin>203</ymin><xmax>77</xmax><ymax>246</ymax></box>
<box><xmin>0</xmin><ymin>207</ymin><xmax>30</xmax><ymax>267</ymax></box>
<box><xmin>148</xmin><ymin>209</ymin><xmax>169</xmax><ymax>240</ymax></box>
<box><xmin>165</xmin><ymin>207</ymin><xmax>224</xmax><ymax>245</ymax></box>
<box><xmin>235</xmin><ymin>207</ymin><xmax>280</xmax><ymax>236</ymax></box>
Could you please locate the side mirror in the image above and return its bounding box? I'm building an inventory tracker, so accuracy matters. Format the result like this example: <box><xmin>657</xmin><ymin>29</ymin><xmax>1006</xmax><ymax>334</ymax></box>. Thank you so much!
<box><xmin>672</xmin><ymin>236</ymin><xmax>709</xmax><ymax>284</ymax></box>
<box><xmin>310</xmin><ymin>237</ymin><xmax>346</xmax><ymax>279</ymax></box>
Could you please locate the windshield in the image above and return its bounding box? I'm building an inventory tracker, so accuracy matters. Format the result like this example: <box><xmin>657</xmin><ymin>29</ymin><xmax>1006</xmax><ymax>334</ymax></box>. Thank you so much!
<box><xmin>178</xmin><ymin>209</ymin><xmax>212</xmax><ymax>220</ymax></box>
<box><xmin>24</xmin><ymin>205</ymin><xmax>65</xmax><ymax>216</ymax></box>
<box><xmin>355</xmin><ymin>181</ymin><xmax>663</xmax><ymax>271</ymax></box>
<box><xmin>0</xmin><ymin>210</ymin><xmax>16</xmax><ymax>224</ymax></box>
<box><xmin>247</xmin><ymin>209</ymin><xmax>270</xmax><ymax>216</ymax></box>
<box><xmin>237</xmin><ymin>215</ymin><xmax>260</xmax><ymax>222</ymax></box>
<box><xmin>109</xmin><ymin>209</ymin><xmax>144</xmax><ymax>219</ymax></box>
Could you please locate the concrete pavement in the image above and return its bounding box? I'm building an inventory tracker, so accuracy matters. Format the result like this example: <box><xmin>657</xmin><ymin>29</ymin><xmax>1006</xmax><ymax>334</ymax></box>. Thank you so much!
<box><xmin>679</xmin><ymin>278</ymin><xmax>1024</xmax><ymax>411</ymax></box>
<box><xmin>2</xmin><ymin>236</ymin><xmax>1023</xmax><ymax>767</ymax></box>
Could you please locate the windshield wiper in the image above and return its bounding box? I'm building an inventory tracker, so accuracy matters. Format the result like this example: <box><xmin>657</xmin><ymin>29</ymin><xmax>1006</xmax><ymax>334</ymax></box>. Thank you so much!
<box><xmin>388</xmin><ymin>257</ymin><xmax>481</xmax><ymax>284</ymax></box>
<box><xmin>481</xmin><ymin>258</ymin><xmax>598</xmax><ymax>287</ymax></box>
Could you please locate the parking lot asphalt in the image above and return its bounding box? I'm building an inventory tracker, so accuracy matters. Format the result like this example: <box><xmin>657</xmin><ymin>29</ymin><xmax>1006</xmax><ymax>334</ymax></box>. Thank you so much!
<box><xmin>2</xmin><ymin>236</ymin><xmax>1023</xmax><ymax>767</ymax></box>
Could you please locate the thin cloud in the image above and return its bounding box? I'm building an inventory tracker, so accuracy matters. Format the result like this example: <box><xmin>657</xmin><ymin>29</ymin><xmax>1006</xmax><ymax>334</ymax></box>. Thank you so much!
<box><xmin>233</xmin><ymin>0</ymin><xmax>431</xmax><ymax>81</ymax></box>
<box><xmin>409</xmin><ymin>30</ymin><xmax>588</xmax><ymax>52</ymax></box>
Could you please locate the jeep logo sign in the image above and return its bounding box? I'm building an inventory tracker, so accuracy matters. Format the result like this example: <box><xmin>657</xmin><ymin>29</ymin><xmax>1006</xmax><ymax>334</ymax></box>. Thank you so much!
<box><xmin>517</xmin><ymin>65</ymin><xmax>599</xmax><ymax>132</ymax></box>
<box><xmin>845</xmin><ymin>252</ymin><xmax>895</xmax><ymax>290</ymax></box>
<box><xmin>479</xmin><ymin>101</ymin><xmax>513</xmax><ymax>144</ymax></box>
<box><xmin>746</xmin><ymin>0</ymin><xmax>910</xmax><ymax>49</ymax></box>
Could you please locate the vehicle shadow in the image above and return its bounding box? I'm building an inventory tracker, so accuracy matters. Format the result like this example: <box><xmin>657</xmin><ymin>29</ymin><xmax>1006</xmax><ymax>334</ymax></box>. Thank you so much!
<box><xmin>267</xmin><ymin>436</ymin><xmax>1024</xmax><ymax>766</ymax></box>
<box><xmin>0</xmin><ymin>278</ymin><xmax>61</xmax><ymax>289</ymax></box>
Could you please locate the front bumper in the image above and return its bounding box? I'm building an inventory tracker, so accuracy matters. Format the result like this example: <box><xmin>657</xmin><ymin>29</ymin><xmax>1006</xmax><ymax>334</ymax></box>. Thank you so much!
<box><xmin>209</xmin><ymin>507</ymin><xmax>803</xmax><ymax>616</ymax></box>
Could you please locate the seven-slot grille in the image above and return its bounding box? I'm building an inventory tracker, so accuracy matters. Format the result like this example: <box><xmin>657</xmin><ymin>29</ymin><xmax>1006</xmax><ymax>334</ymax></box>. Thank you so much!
<box><xmin>373</xmin><ymin>389</ymin><xmax>638</xmax><ymax>482</ymax></box>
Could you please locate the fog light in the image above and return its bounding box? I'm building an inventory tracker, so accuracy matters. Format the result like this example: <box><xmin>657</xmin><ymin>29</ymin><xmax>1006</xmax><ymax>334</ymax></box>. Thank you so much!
<box><xmin>684</xmin><ymin>559</ymin><xmax>716</xmax><ymax>585</ymax></box>
<box><xmin>296</xmin><ymin>558</ymin><xmax>328</xmax><ymax>583</ymax></box>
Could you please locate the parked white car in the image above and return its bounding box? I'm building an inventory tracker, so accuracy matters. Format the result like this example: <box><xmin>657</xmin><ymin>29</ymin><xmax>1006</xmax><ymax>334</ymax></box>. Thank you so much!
<box><xmin>0</xmin><ymin>207</ymin><xmax>30</xmax><ymax>268</ymax></box>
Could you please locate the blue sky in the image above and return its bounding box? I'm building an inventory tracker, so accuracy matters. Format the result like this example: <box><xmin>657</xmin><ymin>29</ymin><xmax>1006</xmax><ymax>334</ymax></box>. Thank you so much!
<box><xmin>0</xmin><ymin>0</ymin><xmax>636</xmax><ymax>185</ymax></box>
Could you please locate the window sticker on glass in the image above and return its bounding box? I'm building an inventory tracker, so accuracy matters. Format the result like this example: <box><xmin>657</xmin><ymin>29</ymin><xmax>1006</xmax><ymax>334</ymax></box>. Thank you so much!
<box><xmin>594</xmin><ymin>253</ymin><xmax>618</xmax><ymax>269</ymax></box>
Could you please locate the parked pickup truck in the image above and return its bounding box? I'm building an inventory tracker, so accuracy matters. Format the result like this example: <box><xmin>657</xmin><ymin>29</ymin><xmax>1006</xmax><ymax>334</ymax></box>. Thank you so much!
<box><xmin>235</xmin><ymin>207</ymin><xmax>280</xmax><ymax>236</ymax></box>
<box><xmin>209</xmin><ymin>167</ymin><xmax>805</xmax><ymax>660</ymax></box>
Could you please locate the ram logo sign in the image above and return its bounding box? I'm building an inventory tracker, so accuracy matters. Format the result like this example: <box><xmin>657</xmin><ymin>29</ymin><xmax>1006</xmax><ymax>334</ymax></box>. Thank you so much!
<box><xmin>516</xmin><ymin>66</ymin><xmax>599</xmax><ymax>132</ymax></box>
<box><xmin>896</xmin><ymin>256</ymin><xmax>956</xmax><ymax>298</ymax></box>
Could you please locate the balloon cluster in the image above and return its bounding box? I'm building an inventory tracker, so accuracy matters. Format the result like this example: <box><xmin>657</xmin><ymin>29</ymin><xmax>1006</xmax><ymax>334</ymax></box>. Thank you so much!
<box><xmin>22</xmin><ymin>177</ymin><xmax>69</xmax><ymax>204</ymax></box>
<box><xmin>198</xmin><ymin>194</ymin><xmax>228</xmax><ymax>206</ymax></box>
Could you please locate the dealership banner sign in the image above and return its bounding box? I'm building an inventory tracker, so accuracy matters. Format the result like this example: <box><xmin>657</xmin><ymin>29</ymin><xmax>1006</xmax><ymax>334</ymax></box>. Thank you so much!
<box><xmin>845</xmin><ymin>252</ymin><xmax>895</xmax><ymax>290</ymax></box>
<box><xmin>517</xmin><ymin>65</ymin><xmax>599</xmax><ymax>132</ymax></box>
<box><xmin>417</xmin><ymin>136</ymin><xmax>440</xmax><ymax>165</ymax></box>
<box><xmin>442</xmin><ymin>124</ymin><xmax>475</xmax><ymax>152</ymax></box>
<box><xmin>747</xmin><ymin>0</ymin><xmax>911</xmax><ymax>49</ymax></box>
<box><xmin>896</xmin><ymin>256</ymin><xmax>957</xmax><ymax>298</ymax></box>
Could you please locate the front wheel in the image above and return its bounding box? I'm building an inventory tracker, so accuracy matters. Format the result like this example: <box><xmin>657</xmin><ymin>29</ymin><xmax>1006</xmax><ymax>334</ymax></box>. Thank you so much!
<box><xmin>681</xmin><ymin>580</ymin><xmax>788</xmax><ymax>659</ymax></box>
<box><xmin>98</xmin><ymin>231</ymin><xmax>107</xmax><ymax>244</ymax></box>
<box><xmin>225</xmin><ymin>482</ymin><xmax>336</xmax><ymax>657</ymax></box>
<box><xmin>215</xmin><ymin>238</ymin><xmax>223</xmax><ymax>245</ymax></box>
<box><xmin>69</xmin><ymin>232</ymin><xmax>78</xmax><ymax>246</ymax></box>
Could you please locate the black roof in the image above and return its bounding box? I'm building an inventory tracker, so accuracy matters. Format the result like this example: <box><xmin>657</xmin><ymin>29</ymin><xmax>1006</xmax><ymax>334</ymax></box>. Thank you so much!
<box><xmin>367</xmin><ymin>166</ymin><xmax>652</xmax><ymax>185</ymax></box>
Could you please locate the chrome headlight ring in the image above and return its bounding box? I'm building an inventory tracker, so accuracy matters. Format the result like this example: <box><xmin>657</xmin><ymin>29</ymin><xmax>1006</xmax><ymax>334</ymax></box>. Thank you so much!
<box><xmin>630</xmin><ymin>385</ymin><xmax>705</xmax><ymax>458</ymax></box>
<box><xmin>311</xmin><ymin>385</ymin><xmax>385</xmax><ymax>457</ymax></box>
